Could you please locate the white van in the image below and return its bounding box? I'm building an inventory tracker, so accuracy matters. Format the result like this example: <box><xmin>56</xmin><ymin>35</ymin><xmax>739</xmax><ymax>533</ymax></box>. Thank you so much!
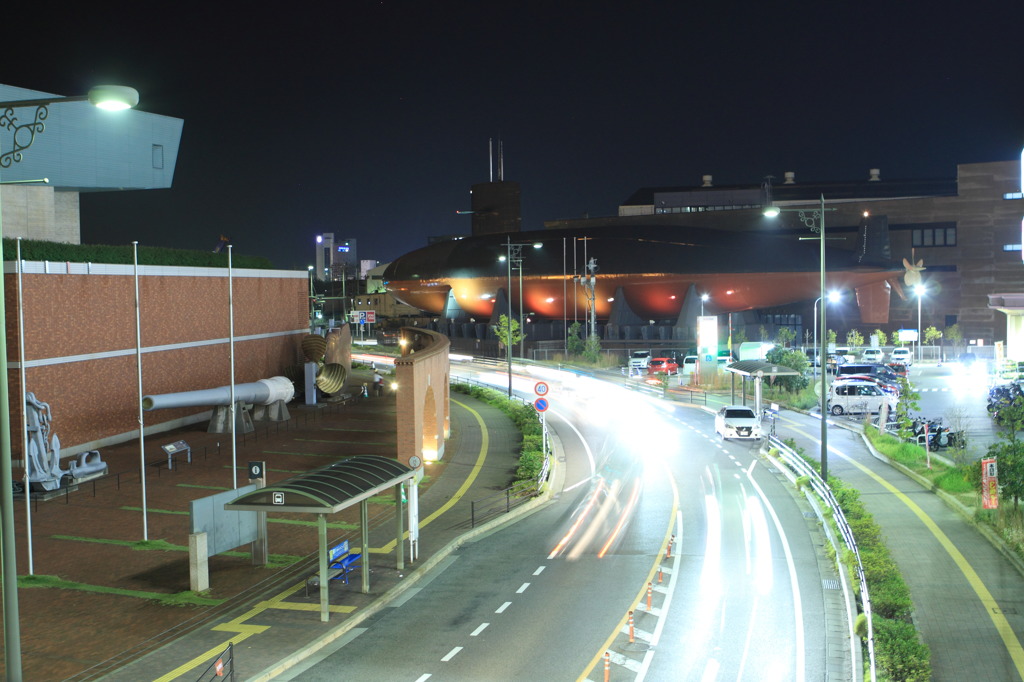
<box><xmin>827</xmin><ymin>379</ymin><xmax>897</xmax><ymax>415</ymax></box>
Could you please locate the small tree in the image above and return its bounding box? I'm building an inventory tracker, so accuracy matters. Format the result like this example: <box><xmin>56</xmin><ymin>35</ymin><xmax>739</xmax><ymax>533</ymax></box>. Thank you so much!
<box><xmin>894</xmin><ymin>376</ymin><xmax>921</xmax><ymax>442</ymax></box>
<box><xmin>946</xmin><ymin>323</ymin><xmax>963</xmax><ymax>350</ymax></box>
<box><xmin>491</xmin><ymin>314</ymin><xmax>525</xmax><ymax>358</ymax></box>
<box><xmin>765</xmin><ymin>345</ymin><xmax>809</xmax><ymax>392</ymax></box>
<box><xmin>777</xmin><ymin>327</ymin><xmax>796</xmax><ymax>348</ymax></box>
<box><xmin>759</xmin><ymin>325</ymin><xmax>768</xmax><ymax>342</ymax></box>
<box><xmin>873</xmin><ymin>329</ymin><xmax>888</xmax><ymax>347</ymax></box>
<box><xmin>733</xmin><ymin>327</ymin><xmax>748</xmax><ymax>346</ymax></box>
<box><xmin>582</xmin><ymin>332</ymin><xmax>602</xmax><ymax>364</ymax></box>
<box><xmin>986</xmin><ymin>403</ymin><xmax>1024</xmax><ymax>509</ymax></box>
<box><xmin>566</xmin><ymin>321</ymin><xmax>585</xmax><ymax>357</ymax></box>
<box><xmin>846</xmin><ymin>329</ymin><xmax>865</xmax><ymax>350</ymax></box>
<box><xmin>924</xmin><ymin>326</ymin><xmax>942</xmax><ymax>345</ymax></box>
<box><xmin>826</xmin><ymin>329</ymin><xmax>838</xmax><ymax>345</ymax></box>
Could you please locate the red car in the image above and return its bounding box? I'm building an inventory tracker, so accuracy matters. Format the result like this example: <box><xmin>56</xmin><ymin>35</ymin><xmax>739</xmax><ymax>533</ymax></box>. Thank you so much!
<box><xmin>648</xmin><ymin>357</ymin><xmax>679</xmax><ymax>375</ymax></box>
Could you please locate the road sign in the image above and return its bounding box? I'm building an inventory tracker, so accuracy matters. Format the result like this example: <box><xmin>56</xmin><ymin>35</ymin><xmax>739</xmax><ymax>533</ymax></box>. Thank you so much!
<box><xmin>248</xmin><ymin>461</ymin><xmax>266</xmax><ymax>480</ymax></box>
<box><xmin>534</xmin><ymin>397</ymin><xmax>549</xmax><ymax>412</ymax></box>
<box><xmin>534</xmin><ymin>381</ymin><xmax>549</xmax><ymax>396</ymax></box>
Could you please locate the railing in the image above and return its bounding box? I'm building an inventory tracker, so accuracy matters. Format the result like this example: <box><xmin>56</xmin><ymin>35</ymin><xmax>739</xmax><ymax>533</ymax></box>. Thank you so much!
<box><xmin>469</xmin><ymin>479</ymin><xmax>541</xmax><ymax>527</ymax></box>
<box><xmin>194</xmin><ymin>642</ymin><xmax>234</xmax><ymax>681</ymax></box>
<box><xmin>767</xmin><ymin>435</ymin><xmax>877</xmax><ymax>681</ymax></box>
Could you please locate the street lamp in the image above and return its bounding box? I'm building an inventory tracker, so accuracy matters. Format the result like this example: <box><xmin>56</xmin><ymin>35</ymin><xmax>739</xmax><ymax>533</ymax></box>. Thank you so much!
<box><xmin>700</xmin><ymin>292</ymin><xmax>709</xmax><ymax>316</ymax></box>
<box><xmin>499</xmin><ymin>240</ymin><xmax>542</xmax><ymax>397</ymax></box>
<box><xmin>915</xmin><ymin>284</ymin><xmax>926</xmax><ymax>363</ymax></box>
<box><xmin>813</xmin><ymin>291</ymin><xmax>841</xmax><ymax>380</ymax></box>
<box><xmin>0</xmin><ymin>83</ymin><xmax>140</xmax><ymax>682</ymax></box>
<box><xmin>765</xmin><ymin>194</ymin><xmax>835</xmax><ymax>483</ymax></box>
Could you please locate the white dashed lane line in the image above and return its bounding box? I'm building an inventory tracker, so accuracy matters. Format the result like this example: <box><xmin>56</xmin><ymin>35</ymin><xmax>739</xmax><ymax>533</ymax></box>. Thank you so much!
<box><xmin>441</xmin><ymin>646</ymin><xmax>462</xmax><ymax>662</ymax></box>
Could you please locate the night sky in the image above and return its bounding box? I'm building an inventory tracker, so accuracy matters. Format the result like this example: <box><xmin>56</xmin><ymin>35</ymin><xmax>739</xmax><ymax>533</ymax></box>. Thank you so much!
<box><xmin>5</xmin><ymin>3</ymin><xmax>1022</xmax><ymax>269</ymax></box>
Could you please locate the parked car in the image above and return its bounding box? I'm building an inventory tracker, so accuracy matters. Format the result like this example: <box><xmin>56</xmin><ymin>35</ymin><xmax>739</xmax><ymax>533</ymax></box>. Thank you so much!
<box><xmin>862</xmin><ymin>348</ymin><xmax>884</xmax><ymax>362</ymax></box>
<box><xmin>681</xmin><ymin>355</ymin><xmax>699</xmax><ymax>374</ymax></box>
<box><xmin>715</xmin><ymin>405</ymin><xmax>762</xmax><ymax>440</ymax></box>
<box><xmin>825</xmin><ymin>353</ymin><xmax>848</xmax><ymax>374</ymax></box>
<box><xmin>827</xmin><ymin>380</ymin><xmax>898</xmax><ymax>415</ymax></box>
<box><xmin>837</xmin><ymin>363</ymin><xmax>901</xmax><ymax>383</ymax></box>
<box><xmin>648</xmin><ymin>357</ymin><xmax>679</xmax><ymax>375</ymax></box>
<box><xmin>834</xmin><ymin>373</ymin><xmax>900</xmax><ymax>397</ymax></box>
<box><xmin>890</xmin><ymin>347</ymin><xmax>913</xmax><ymax>366</ymax></box>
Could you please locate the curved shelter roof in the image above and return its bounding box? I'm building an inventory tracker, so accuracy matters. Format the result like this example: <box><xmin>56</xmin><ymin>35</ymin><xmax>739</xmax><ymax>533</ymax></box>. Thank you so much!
<box><xmin>723</xmin><ymin>360</ymin><xmax>802</xmax><ymax>377</ymax></box>
<box><xmin>224</xmin><ymin>455</ymin><xmax>414</xmax><ymax>515</ymax></box>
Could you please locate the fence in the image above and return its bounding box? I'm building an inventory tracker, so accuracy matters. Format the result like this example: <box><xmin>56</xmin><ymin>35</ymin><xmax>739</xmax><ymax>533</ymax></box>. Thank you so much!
<box><xmin>767</xmin><ymin>435</ymin><xmax>877</xmax><ymax>681</ymax></box>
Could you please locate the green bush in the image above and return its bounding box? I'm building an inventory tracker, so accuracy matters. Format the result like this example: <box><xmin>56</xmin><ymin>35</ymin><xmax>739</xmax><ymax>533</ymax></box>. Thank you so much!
<box><xmin>4</xmin><ymin>238</ymin><xmax>273</xmax><ymax>269</ymax></box>
<box><xmin>873</xmin><ymin>616</ymin><xmax>931</xmax><ymax>681</ymax></box>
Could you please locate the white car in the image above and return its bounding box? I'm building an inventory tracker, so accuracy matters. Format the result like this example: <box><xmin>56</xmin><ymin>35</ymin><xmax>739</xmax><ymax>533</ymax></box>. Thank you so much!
<box><xmin>890</xmin><ymin>348</ymin><xmax>913</xmax><ymax>366</ymax></box>
<box><xmin>862</xmin><ymin>348</ymin><xmax>884</xmax><ymax>362</ymax></box>
<box><xmin>681</xmin><ymin>355</ymin><xmax>698</xmax><ymax>375</ymax></box>
<box><xmin>715</xmin><ymin>405</ymin><xmax>762</xmax><ymax>440</ymax></box>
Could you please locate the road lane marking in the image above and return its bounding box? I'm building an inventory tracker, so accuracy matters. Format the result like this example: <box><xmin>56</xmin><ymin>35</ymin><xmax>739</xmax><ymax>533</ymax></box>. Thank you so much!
<box><xmin>470</xmin><ymin>623</ymin><xmax>489</xmax><ymax>636</ymax></box>
<box><xmin>495</xmin><ymin>601</ymin><xmax>512</xmax><ymax>613</ymax></box>
<box><xmin>533</xmin><ymin>565</ymin><xmax>546</xmax><ymax>575</ymax></box>
<box><xmin>441</xmin><ymin>646</ymin><xmax>463</xmax><ymax>662</ymax></box>
<box><xmin>414</xmin><ymin>675</ymin><xmax>431</xmax><ymax>682</ymax></box>
<box><xmin>516</xmin><ymin>582</ymin><xmax>531</xmax><ymax>593</ymax></box>
<box><xmin>796</xmin><ymin>426</ymin><xmax>1024</xmax><ymax>678</ymax></box>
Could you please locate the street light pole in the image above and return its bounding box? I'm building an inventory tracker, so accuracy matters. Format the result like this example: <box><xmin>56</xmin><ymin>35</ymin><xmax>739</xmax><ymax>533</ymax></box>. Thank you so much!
<box><xmin>701</xmin><ymin>292</ymin><xmax>709</xmax><ymax>316</ymax></box>
<box><xmin>766</xmin><ymin>194</ymin><xmax>834</xmax><ymax>482</ymax></box>
<box><xmin>0</xmin><ymin>83</ymin><xmax>140</xmax><ymax>682</ymax></box>
<box><xmin>916</xmin><ymin>284</ymin><xmax>926</xmax><ymax>363</ymax></box>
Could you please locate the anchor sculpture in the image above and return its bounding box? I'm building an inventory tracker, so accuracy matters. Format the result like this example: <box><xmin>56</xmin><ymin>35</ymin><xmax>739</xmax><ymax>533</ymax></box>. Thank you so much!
<box><xmin>24</xmin><ymin>392</ymin><xmax>108</xmax><ymax>491</ymax></box>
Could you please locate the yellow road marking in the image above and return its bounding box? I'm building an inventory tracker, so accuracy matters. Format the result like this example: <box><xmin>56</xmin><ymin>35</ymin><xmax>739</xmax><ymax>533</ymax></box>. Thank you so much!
<box><xmin>153</xmin><ymin>397</ymin><xmax>490</xmax><ymax>680</ymax></box>
<box><xmin>578</xmin><ymin>459</ymin><xmax>680</xmax><ymax>681</ymax></box>
<box><xmin>791</xmin><ymin>423</ymin><xmax>1024</xmax><ymax>678</ymax></box>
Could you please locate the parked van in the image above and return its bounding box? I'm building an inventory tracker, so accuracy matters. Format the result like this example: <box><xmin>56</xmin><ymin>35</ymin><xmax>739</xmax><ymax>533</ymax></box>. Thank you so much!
<box><xmin>682</xmin><ymin>355</ymin><xmax>699</xmax><ymax>374</ymax></box>
<box><xmin>827</xmin><ymin>380</ymin><xmax>897</xmax><ymax>415</ymax></box>
<box><xmin>836</xmin><ymin>363</ymin><xmax>900</xmax><ymax>383</ymax></box>
<box><xmin>862</xmin><ymin>348</ymin><xmax>884</xmax><ymax>362</ymax></box>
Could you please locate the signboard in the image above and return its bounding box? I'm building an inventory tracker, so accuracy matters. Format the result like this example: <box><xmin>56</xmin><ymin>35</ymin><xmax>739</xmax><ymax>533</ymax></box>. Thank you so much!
<box><xmin>898</xmin><ymin>328</ymin><xmax>919</xmax><ymax>342</ymax></box>
<box><xmin>982</xmin><ymin>458</ymin><xmax>999</xmax><ymax>509</ymax></box>
<box><xmin>248</xmin><ymin>461</ymin><xmax>265</xmax><ymax>480</ymax></box>
<box><xmin>534</xmin><ymin>397</ymin><xmax>549</xmax><ymax>412</ymax></box>
<box><xmin>697</xmin><ymin>315</ymin><xmax>718</xmax><ymax>375</ymax></box>
<box><xmin>350</xmin><ymin>310</ymin><xmax>377</xmax><ymax>324</ymax></box>
<box><xmin>534</xmin><ymin>381</ymin><xmax>550</xmax><ymax>396</ymax></box>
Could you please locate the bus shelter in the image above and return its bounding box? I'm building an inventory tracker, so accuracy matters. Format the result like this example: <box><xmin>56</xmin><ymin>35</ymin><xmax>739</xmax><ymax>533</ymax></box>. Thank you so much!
<box><xmin>224</xmin><ymin>455</ymin><xmax>417</xmax><ymax>622</ymax></box>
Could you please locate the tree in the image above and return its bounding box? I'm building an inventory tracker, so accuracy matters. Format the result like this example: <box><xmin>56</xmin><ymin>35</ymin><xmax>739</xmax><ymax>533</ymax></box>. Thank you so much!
<box><xmin>986</xmin><ymin>403</ymin><xmax>1024</xmax><ymax>510</ymax></box>
<box><xmin>765</xmin><ymin>345</ymin><xmax>809</xmax><ymax>392</ymax></box>
<box><xmin>566</xmin><ymin>321</ymin><xmax>585</xmax><ymax>357</ymax></box>
<box><xmin>846</xmin><ymin>329</ymin><xmax>865</xmax><ymax>349</ymax></box>
<box><xmin>732</xmin><ymin>327</ymin><xmax>748</xmax><ymax>346</ymax></box>
<box><xmin>491</xmin><ymin>314</ymin><xmax>525</xmax><ymax>358</ymax></box>
<box><xmin>582</xmin><ymin>332</ymin><xmax>602</xmax><ymax>363</ymax></box>
<box><xmin>945</xmin><ymin>323</ymin><xmax>963</xmax><ymax>350</ymax></box>
<box><xmin>826</xmin><ymin>329</ymin><xmax>838</xmax><ymax>345</ymax></box>
<box><xmin>776</xmin><ymin>327</ymin><xmax>796</xmax><ymax>348</ymax></box>
<box><xmin>759</xmin><ymin>325</ymin><xmax>768</xmax><ymax>342</ymax></box>
<box><xmin>924</xmin><ymin>326</ymin><xmax>942</xmax><ymax>345</ymax></box>
<box><xmin>873</xmin><ymin>329</ymin><xmax>888</xmax><ymax>347</ymax></box>
<box><xmin>894</xmin><ymin>376</ymin><xmax>921</xmax><ymax>442</ymax></box>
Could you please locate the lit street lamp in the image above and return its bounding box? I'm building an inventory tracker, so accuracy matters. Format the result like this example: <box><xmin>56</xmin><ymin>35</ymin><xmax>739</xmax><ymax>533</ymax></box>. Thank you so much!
<box><xmin>765</xmin><ymin>194</ymin><xmax>835</xmax><ymax>482</ymax></box>
<box><xmin>915</xmin><ymin>284</ymin><xmax>926</xmax><ymax>362</ymax></box>
<box><xmin>0</xmin><ymin>83</ymin><xmax>140</xmax><ymax>682</ymax></box>
<box><xmin>499</xmin><ymin>239</ymin><xmax>542</xmax><ymax>397</ymax></box>
<box><xmin>813</xmin><ymin>291</ymin><xmax>841</xmax><ymax>380</ymax></box>
<box><xmin>700</xmin><ymin>292</ymin><xmax>709</xmax><ymax>315</ymax></box>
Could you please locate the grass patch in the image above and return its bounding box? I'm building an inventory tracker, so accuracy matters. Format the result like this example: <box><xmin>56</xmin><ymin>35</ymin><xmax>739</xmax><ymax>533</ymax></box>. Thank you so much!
<box><xmin>18</xmin><ymin>574</ymin><xmax>226</xmax><ymax>606</ymax></box>
<box><xmin>52</xmin><ymin>536</ymin><xmax>187</xmax><ymax>552</ymax></box>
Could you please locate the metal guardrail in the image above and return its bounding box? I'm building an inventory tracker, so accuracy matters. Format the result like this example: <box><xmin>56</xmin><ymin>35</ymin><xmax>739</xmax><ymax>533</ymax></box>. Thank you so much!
<box><xmin>194</xmin><ymin>642</ymin><xmax>234</xmax><ymax>681</ymax></box>
<box><xmin>767</xmin><ymin>434</ymin><xmax>877</xmax><ymax>681</ymax></box>
<box><xmin>469</xmin><ymin>480</ymin><xmax>540</xmax><ymax>527</ymax></box>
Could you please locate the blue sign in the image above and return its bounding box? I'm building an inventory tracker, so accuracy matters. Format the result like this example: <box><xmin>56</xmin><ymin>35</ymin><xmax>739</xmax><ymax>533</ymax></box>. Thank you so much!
<box><xmin>534</xmin><ymin>397</ymin><xmax>549</xmax><ymax>412</ymax></box>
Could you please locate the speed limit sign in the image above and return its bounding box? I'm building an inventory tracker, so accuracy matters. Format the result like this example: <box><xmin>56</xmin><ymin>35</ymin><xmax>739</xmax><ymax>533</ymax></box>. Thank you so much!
<box><xmin>535</xmin><ymin>381</ymin><xmax>550</xmax><ymax>396</ymax></box>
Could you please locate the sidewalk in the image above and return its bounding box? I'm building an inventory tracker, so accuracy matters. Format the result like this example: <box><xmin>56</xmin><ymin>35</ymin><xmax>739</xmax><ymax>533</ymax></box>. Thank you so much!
<box><xmin>3</xmin><ymin>376</ymin><xmax>533</xmax><ymax>681</ymax></box>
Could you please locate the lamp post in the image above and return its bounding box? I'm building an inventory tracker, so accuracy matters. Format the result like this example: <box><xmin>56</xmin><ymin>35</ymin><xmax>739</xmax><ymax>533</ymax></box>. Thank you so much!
<box><xmin>700</xmin><ymin>293</ymin><xmax>709</xmax><ymax>316</ymax></box>
<box><xmin>915</xmin><ymin>284</ymin><xmax>926</xmax><ymax>363</ymax></box>
<box><xmin>765</xmin><ymin>194</ymin><xmax>835</xmax><ymax>482</ymax></box>
<box><xmin>499</xmin><ymin>240</ymin><xmax>541</xmax><ymax>396</ymax></box>
<box><xmin>0</xmin><ymin>84</ymin><xmax>140</xmax><ymax>682</ymax></box>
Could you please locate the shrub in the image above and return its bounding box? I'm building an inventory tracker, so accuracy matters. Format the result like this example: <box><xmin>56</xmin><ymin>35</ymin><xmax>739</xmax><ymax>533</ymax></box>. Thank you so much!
<box><xmin>873</xmin><ymin>616</ymin><xmax>931</xmax><ymax>681</ymax></box>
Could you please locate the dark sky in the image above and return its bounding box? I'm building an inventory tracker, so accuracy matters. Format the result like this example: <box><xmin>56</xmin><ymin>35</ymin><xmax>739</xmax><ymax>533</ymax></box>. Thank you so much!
<box><xmin>6</xmin><ymin>2</ymin><xmax>1023</xmax><ymax>269</ymax></box>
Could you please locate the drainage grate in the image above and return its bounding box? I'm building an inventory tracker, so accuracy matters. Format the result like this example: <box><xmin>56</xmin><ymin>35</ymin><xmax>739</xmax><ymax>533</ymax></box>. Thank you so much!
<box><xmin>822</xmin><ymin>579</ymin><xmax>840</xmax><ymax>590</ymax></box>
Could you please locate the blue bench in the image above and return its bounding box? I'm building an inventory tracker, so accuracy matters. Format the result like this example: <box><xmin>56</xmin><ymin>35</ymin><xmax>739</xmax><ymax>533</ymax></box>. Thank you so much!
<box><xmin>305</xmin><ymin>540</ymin><xmax>361</xmax><ymax>595</ymax></box>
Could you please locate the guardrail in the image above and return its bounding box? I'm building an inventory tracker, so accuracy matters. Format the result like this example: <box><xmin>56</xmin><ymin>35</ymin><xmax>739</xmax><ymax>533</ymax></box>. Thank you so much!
<box><xmin>469</xmin><ymin>479</ymin><xmax>541</xmax><ymax>527</ymax></box>
<box><xmin>767</xmin><ymin>434</ymin><xmax>877</xmax><ymax>681</ymax></box>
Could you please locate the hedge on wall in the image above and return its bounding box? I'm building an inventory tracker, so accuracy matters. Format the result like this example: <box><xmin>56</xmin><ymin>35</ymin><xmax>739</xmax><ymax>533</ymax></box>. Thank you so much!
<box><xmin>2</xmin><ymin>239</ymin><xmax>274</xmax><ymax>270</ymax></box>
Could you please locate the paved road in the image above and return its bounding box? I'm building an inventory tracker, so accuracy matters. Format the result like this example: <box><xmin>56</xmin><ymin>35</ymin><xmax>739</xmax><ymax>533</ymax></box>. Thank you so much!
<box><xmin>287</xmin><ymin>364</ymin><xmax>842</xmax><ymax>680</ymax></box>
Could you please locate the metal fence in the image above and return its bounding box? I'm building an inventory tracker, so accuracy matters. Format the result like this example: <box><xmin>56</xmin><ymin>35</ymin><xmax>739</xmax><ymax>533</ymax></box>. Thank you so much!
<box><xmin>767</xmin><ymin>435</ymin><xmax>877</xmax><ymax>682</ymax></box>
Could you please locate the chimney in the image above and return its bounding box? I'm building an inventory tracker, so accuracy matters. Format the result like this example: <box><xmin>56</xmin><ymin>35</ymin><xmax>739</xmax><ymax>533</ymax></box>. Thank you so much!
<box><xmin>701</xmin><ymin>174</ymin><xmax>713</xmax><ymax>187</ymax></box>
<box><xmin>784</xmin><ymin>171</ymin><xmax>796</xmax><ymax>184</ymax></box>
<box><xmin>869</xmin><ymin>168</ymin><xmax>881</xmax><ymax>182</ymax></box>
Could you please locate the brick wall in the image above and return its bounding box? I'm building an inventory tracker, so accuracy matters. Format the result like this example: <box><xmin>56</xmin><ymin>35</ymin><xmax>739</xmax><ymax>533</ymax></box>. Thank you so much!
<box><xmin>5</xmin><ymin>263</ymin><xmax>308</xmax><ymax>457</ymax></box>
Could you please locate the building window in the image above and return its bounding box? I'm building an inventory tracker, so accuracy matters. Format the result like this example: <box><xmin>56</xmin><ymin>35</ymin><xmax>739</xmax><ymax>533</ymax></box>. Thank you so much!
<box><xmin>912</xmin><ymin>226</ymin><xmax>956</xmax><ymax>247</ymax></box>
<box><xmin>152</xmin><ymin>144</ymin><xmax>164</xmax><ymax>169</ymax></box>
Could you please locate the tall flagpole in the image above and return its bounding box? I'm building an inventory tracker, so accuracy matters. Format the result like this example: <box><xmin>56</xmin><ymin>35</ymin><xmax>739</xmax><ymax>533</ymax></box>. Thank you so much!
<box><xmin>134</xmin><ymin>242</ymin><xmax>148</xmax><ymax>539</ymax></box>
